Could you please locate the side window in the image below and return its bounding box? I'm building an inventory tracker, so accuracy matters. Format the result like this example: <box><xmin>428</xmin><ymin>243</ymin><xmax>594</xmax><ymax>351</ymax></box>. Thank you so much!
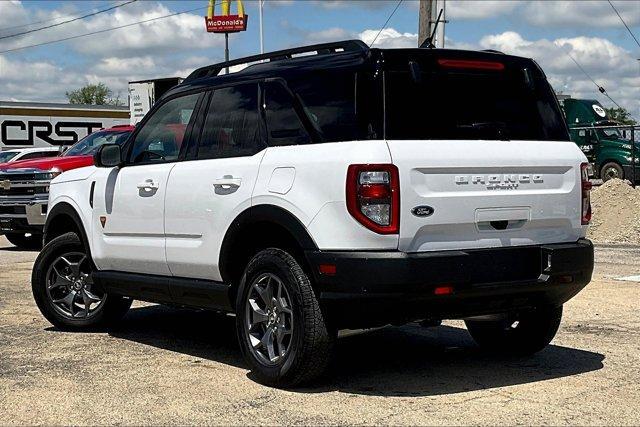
<box><xmin>263</xmin><ymin>81</ymin><xmax>310</xmax><ymax>146</ymax></box>
<box><xmin>287</xmin><ymin>71</ymin><xmax>359</xmax><ymax>142</ymax></box>
<box><xmin>129</xmin><ymin>93</ymin><xmax>199</xmax><ymax>164</ymax></box>
<box><xmin>198</xmin><ymin>84</ymin><xmax>264</xmax><ymax>159</ymax></box>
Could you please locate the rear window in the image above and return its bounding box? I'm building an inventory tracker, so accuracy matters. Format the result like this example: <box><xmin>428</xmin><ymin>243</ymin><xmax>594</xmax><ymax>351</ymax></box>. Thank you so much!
<box><xmin>384</xmin><ymin>57</ymin><xmax>569</xmax><ymax>141</ymax></box>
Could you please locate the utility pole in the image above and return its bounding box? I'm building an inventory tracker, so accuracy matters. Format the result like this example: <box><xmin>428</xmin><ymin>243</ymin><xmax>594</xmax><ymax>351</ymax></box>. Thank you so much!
<box><xmin>418</xmin><ymin>0</ymin><xmax>432</xmax><ymax>47</ymax></box>
<box><xmin>418</xmin><ymin>0</ymin><xmax>446</xmax><ymax>48</ymax></box>
<box><xmin>259</xmin><ymin>0</ymin><xmax>264</xmax><ymax>54</ymax></box>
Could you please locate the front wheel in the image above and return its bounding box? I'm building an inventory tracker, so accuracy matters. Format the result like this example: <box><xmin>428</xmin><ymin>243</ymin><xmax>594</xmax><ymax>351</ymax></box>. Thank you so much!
<box><xmin>31</xmin><ymin>232</ymin><xmax>132</xmax><ymax>330</ymax></box>
<box><xmin>465</xmin><ymin>305</ymin><xmax>562</xmax><ymax>356</ymax></box>
<box><xmin>600</xmin><ymin>162</ymin><xmax>624</xmax><ymax>182</ymax></box>
<box><xmin>236</xmin><ymin>248</ymin><xmax>335</xmax><ymax>387</ymax></box>
<box><xmin>5</xmin><ymin>232</ymin><xmax>42</xmax><ymax>250</ymax></box>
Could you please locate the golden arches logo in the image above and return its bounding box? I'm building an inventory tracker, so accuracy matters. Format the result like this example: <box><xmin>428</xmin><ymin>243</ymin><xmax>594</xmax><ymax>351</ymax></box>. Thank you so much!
<box><xmin>205</xmin><ymin>0</ymin><xmax>248</xmax><ymax>33</ymax></box>
<box><xmin>208</xmin><ymin>0</ymin><xmax>245</xmax><ymax>19</ymax></box>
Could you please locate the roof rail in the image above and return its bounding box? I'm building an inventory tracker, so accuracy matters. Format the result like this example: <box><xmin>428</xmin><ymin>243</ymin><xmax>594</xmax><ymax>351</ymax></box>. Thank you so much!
<box><xmin>184</xmin><ymin>39</ymin><xmax>369</xmax><ymax>83</ymax></box>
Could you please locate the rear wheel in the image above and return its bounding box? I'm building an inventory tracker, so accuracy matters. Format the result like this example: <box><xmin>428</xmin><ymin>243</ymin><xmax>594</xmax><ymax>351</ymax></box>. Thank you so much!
<box><xmin>32</xmin><ymin>232</ymin><xmax>132</xmax><ymax>330</ymax></box>
<box><xmin>465</xmin><ymin>305</ymin><xmax>562</xmax><ymax>356</ymax></box>
<box><xmin>600</xmin><ymin>162</ymin><xmax>624</xmax><ymax>182</ymax></box>
<box><xmin>236</xmin><ymin>248</ymin><xmax>335</xmax><ymax>387</ymax></box>
<box><xmin>5</xmin><ymin>232</ymin><xmax>42</xmax><ymax>250</ymax></box>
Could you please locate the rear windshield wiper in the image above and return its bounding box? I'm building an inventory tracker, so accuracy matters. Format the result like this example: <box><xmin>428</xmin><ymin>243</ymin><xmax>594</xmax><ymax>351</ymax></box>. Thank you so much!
<box><xmin>456</xmin><ymin>121</ymin><xmax>510</xmax><ymax>140</ymax></box>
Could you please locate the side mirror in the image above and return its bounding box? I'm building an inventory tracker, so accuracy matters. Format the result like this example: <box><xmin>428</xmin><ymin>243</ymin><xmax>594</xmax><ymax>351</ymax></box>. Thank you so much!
<box><xmin>94</xmin><ymin>144</ymin><xmax>122</xmax><ymax>168</ymax></box>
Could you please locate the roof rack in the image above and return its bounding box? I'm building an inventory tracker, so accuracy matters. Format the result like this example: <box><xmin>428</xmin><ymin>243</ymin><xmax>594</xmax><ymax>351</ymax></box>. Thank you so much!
<box><xmin>184</xmin><ymin>39</ymin><xmax>369</xmax><ymax>83</ymax></box>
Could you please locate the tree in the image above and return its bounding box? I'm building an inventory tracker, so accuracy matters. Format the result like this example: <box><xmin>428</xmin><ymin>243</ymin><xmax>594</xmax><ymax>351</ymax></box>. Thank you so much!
<box><xmin>604</xmin><ymin>107</ymin><xmax>637</xmax><ymax>125</ymax></box>
<box><xmin>66</xmin><ymin>83</ymin><xmax>124</xmax><ymax>106</ymax></box>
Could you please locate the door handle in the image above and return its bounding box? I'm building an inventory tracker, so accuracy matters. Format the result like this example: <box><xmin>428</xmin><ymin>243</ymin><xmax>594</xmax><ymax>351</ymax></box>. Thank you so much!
<box><xmin>137</xmin><ymin>179</ymin><xmax>159</xmax><ymax>191</ymax></box>
<box><xmin>213</xmin><ymin>176</ymin><xmax>242</xmax><ymax>189</ymax></box>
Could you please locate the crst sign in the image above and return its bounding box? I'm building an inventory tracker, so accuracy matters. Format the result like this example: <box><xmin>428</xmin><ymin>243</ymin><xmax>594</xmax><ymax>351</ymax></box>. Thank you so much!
<box><xmin>205</xmin><ymin>0</ymin><xmax>248</xmax><ymax>33</ymax></box>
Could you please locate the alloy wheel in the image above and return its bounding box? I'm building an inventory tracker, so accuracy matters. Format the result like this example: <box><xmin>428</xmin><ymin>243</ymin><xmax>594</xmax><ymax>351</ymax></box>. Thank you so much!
<box><xmin>245</xmin><ymin>272</ymin><xmax>294</xmax><ymax>365</ymax></box>
<box><xmin>45</xmin><ymin>252</ymin><xmax>106</xmax><ymax>319</ymax></box>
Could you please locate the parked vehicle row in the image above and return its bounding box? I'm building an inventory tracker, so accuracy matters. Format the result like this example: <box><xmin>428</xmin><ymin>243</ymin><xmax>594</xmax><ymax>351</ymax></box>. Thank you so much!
<box><xmin>31</xmin><ymin>41</ymin><xmax>594</xmax><ymax>386</ymax></box>
<box><xmin>0</xmin><ymin>125</ymin><xmax>134</xmax><ymax>248</ymax></box>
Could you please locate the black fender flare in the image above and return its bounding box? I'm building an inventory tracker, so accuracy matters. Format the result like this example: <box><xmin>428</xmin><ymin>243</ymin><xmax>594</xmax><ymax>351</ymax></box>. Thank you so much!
<box><xmin>44</xmin><ymin>202</ymin><xmax>90</xmax><ymax>250</ymax></box>
<box><xmin>218</xmin><ymin>204</ymin><xmax>318</xmax><ymax>282</ymax></box>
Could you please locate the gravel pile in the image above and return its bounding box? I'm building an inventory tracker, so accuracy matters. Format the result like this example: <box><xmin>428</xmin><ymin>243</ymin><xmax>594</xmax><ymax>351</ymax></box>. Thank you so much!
<box><xmin>588</xmin><ymin>178</ymin><xmax>640</xmax><ymax>245</ymax></box>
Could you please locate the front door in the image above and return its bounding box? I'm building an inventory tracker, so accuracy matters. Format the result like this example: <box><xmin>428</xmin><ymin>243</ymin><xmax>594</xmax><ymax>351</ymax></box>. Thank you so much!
<box><xmin>165</xmin><ymin>83</ymin><xmax>267</xmax><ymax>280</ymax></box>
<box><xmin>91</xmin><ymin>92</ymin><xmax>201</xmax><ymax>275</ymax></box>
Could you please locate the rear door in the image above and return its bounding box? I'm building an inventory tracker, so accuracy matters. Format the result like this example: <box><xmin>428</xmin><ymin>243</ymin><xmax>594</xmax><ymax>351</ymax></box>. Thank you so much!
<box><xmin>91</xmin><ymin>92</ymin><xmax>201</xmax><ymax>275</ymax></box>
<box><xmin>164</xmin><ymin>82</ymin><xmax>266</xmax><ymax>280</ymax></box>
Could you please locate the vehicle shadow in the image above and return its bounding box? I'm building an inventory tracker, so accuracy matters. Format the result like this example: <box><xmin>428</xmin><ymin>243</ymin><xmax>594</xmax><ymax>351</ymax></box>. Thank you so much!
<box><xmin>109</xmin><ymin>305</ymin><xmax>605</xmax><ymax>397</ymax></box>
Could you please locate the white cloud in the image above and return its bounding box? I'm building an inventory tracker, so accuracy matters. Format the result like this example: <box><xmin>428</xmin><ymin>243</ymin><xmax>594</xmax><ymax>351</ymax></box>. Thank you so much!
<box><xmin>359</xmin><ymin>28</ymin><xmax>417</xmax><ymax>48</ymax></box>
<box><xmin>479</xmin><ymin>31</ymin><xmax>639</xmax><ymax>115</ymax></box>
<box><xmin>0</xmin><ymin>2</ymin><xmax>222</xmax><ymax>58</ymax></box>
<box><xmin>523</xmin><ymin>1</ymin><xmax>640</xmax><ymax>27</ymax></box>
<box><xmin>447</xmin><ymin>1</ymin><xmax>520</xmax><ymax>19</ymax></box>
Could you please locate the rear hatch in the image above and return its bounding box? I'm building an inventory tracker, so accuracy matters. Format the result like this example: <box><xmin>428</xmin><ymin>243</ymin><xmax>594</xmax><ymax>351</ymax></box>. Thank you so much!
<box><xmin>380</xmin><ymin>49</ymin><xmax>586</xmax><ymax>252</ymax></box>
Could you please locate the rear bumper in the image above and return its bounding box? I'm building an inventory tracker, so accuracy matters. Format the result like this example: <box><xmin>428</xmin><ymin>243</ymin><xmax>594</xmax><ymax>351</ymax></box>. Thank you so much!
<box><xmin>306</xmin><ymin>240</ymin><xmax>594</xmax><ymax>328</ymax></box>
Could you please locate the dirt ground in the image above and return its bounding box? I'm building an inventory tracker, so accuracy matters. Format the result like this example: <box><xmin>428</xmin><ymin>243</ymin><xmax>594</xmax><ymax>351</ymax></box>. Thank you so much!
<box><xmin>1</xmin><ymin>236</ymin><xmax>639</xmax><ymax>426</ymax></box>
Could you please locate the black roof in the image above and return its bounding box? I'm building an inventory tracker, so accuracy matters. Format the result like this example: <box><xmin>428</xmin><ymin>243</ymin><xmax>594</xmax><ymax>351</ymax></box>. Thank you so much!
<box><xmin>163</xmin><ymin>39</ymin><xmax>533</xmax><ymax>100</ymax></box>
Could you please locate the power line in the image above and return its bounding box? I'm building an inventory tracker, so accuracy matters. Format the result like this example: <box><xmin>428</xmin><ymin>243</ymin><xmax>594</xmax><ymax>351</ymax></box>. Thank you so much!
<box><xmin>0</xmin><ymin>6</ymin><xmax>208</xmax><ymax>54</ymax></box>
<box><xmin>369</xmin><ymin>0</ymin><xmax>404</xmax><ymax>47</ymax></box>
<box><xmin>0</xmin><ymin>0</ymin><xmax>137</xmax><ymax>41</ymax></box>
<box><xmin>0</xmin><ymin>1</ymin><xmax>123</xmax><ymax>33</ymax></box>
<box><xmin>561</xmin><ymin>46</ymin><xmax>623</xmax><ymax>110</ymax></box>
<box><xmin>608</xmin><ymin>0</ymin><xmax>640</xmax><ymax>50</ymax></box>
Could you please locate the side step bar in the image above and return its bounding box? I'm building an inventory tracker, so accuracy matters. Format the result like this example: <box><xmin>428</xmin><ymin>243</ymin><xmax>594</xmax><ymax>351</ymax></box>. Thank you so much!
<box><xmin>92</xmin><ymin>270</ymin><xmax>233</xmax><ymax>312</ymax></box>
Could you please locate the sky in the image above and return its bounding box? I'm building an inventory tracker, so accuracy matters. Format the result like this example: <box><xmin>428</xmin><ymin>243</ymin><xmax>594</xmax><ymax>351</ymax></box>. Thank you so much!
<box><xmin>0</xmin><ymin>0</ymin><xmax>638</xmax><ymax>119</ymax></box>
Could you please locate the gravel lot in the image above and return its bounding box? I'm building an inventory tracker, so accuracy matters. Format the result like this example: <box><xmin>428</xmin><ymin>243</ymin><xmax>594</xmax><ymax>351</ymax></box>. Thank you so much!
<box><xmin>1</xmin><ymin>236</ymin><xmax>639</xmax><ymax>425</ymax></box>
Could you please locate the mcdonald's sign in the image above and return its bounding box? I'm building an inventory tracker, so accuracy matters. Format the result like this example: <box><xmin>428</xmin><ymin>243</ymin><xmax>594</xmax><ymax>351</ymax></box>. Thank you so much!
<box><xmin>205</xmin><ymin>0</ymin><xmax>248</xmax><ymax>33</ymax></box>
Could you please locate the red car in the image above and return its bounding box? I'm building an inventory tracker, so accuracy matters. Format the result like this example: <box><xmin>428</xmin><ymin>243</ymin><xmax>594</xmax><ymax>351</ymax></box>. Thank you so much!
<box><xmin>0</xmin><ymin>125</ymin><xmax>134</xmax><ymax>249</ymax></box>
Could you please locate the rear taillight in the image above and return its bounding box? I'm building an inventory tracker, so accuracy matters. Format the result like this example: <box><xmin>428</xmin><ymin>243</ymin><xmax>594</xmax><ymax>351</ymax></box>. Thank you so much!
<box><xmin>581</xmin><ymin>162</ymin><xmax>592</xmax><ymax>225</ymax></box>
<box><xmin>346</xmin><ymin>164</ymin><xmax>399</xmax><ymax>234</ymax></box>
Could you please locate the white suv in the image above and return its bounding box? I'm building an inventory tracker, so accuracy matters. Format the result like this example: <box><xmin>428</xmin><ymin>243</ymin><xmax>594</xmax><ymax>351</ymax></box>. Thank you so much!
<box><xmin>32</xmin><ymin>41</ymin><xmax>594</xmax><ymax>386</ymax></box>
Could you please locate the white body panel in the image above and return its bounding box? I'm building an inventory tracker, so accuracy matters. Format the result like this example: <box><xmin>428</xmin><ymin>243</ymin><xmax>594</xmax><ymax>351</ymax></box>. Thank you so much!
<box><xmin>254</xmin><ymin>141</ymin><xmax>398</xmax><ymax>250</ymax></box>
<box><xmin>90</xmin><ymin>164</ymin><xmax>174</xmax><ymax>275</ymax></box>
<box><xmin>164</xmin><ymin>152</ymin><xmax>266</xmax><ymax>280</ymax></box>
<box><xmin>387</xmin><ymin>139</ymin><xmax>588</xmax><ymax>252</ymax></box>
<box><xmin>48</xmin><ymin>137</ymin><xmax>588</xmax><ymax>283</ymax></box>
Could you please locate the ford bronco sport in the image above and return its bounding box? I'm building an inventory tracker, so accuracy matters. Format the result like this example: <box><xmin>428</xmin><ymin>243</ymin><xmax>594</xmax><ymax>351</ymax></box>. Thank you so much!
<box><xmin>32</xmin><ymin>41</ymin><xmax>594</xmax><ymax>386</ymax></box>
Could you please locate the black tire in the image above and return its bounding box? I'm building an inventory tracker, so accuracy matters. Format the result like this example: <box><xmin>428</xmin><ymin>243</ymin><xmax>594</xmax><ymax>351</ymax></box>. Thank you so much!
<box><xmin>31</xmin><ymin>232</ymin><xmax>132</xmax><ymax>331</ymax></box>
<box><xmin>600</xmin><ymin>162</ymin><xmax>624</xmax><ymax>182</ymax></box>
<box><xmin>465</xmin><ymin>305</ymin><xmax>562</xmax><ymax>356</ymax></box>
<box><xmin>236</xmin><ymin>248</ymin><xmax>335</xmax><ymax>387</ymax></box>
<box><xmin>5</xmin><ymin>232</ymin><xmax>42</xmax><ymax>250</ymax></box>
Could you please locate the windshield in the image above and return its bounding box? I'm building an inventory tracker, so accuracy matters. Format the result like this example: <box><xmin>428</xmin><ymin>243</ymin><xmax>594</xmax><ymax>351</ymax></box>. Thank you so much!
<box><xmin>384</xmin><ymin>57</ymin><xmax>569</xmax><ymax>141</ymax></box>
<box><xmin>0</xmin><ymin>152</ymin><xmax>18</xmax><ymax>163</ymax></box>
<box><xmin>63</xmin><ymin>130</ymin><xmax>131</xmax><ymax>157</ymax></box>
<box><xmin>597</xmin><ymin>128</ymin><xmax>628</xmax><ymax>140</ymax></box>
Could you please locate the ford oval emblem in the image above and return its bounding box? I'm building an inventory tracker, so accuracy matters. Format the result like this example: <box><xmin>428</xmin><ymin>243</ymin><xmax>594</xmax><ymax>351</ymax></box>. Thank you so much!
<box><xmin>412</xmin><ymin>205</ymin><xmax>434</xmax><ymax>217</ymax></box>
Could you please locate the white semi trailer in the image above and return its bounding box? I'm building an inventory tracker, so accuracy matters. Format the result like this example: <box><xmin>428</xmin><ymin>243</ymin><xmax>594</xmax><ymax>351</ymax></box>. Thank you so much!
<box><xmin>0</xmin><ymin>101</ymin><xmax>129</xmax><ymax>150</ymax></box>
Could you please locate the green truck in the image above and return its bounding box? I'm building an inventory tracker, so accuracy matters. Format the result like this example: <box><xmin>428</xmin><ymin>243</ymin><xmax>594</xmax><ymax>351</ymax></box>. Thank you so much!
<box><xmin>562</xmin><ymin>98</ymin><xmax>637</xmax><ymax>181</ymax></box>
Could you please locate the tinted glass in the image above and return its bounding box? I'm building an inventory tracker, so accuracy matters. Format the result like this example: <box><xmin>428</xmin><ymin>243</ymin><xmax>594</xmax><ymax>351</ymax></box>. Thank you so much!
<box><xmin>130</xmin><ymin>93</ymin><xmax>199</xmax><ymax>164</ymax></box>
<box><xmin>20</xmin><ymin>151</ymin><xmax>58</xmax><ymax>160</ymax></box>
<box><xmin>0</xmin><ymin>152</ymin><xmax>18</xmax><ymax>163</ymax></box>
<box><xmin>64</xmin><ymin>130</ymin><xmax>131</xmax><ymax>157</ymax></box>
<box><xmin>264</xmin><ymin>81</ymin><xmax>310</xmax><ymax>146</ymax></box>
<box><xmin>385</xmin><ymin>61</ymin><xmax>569</xmax><ymax>141</ymax></box>
<box><xmin>288</xmin><ymin>71</ymin><xmax>362</xmax><ymax>142</ymax></box>
<box><xmin>198</xmin><ymin>84</ymin><xmax>263</xmax><ymax>159</ymax></box>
